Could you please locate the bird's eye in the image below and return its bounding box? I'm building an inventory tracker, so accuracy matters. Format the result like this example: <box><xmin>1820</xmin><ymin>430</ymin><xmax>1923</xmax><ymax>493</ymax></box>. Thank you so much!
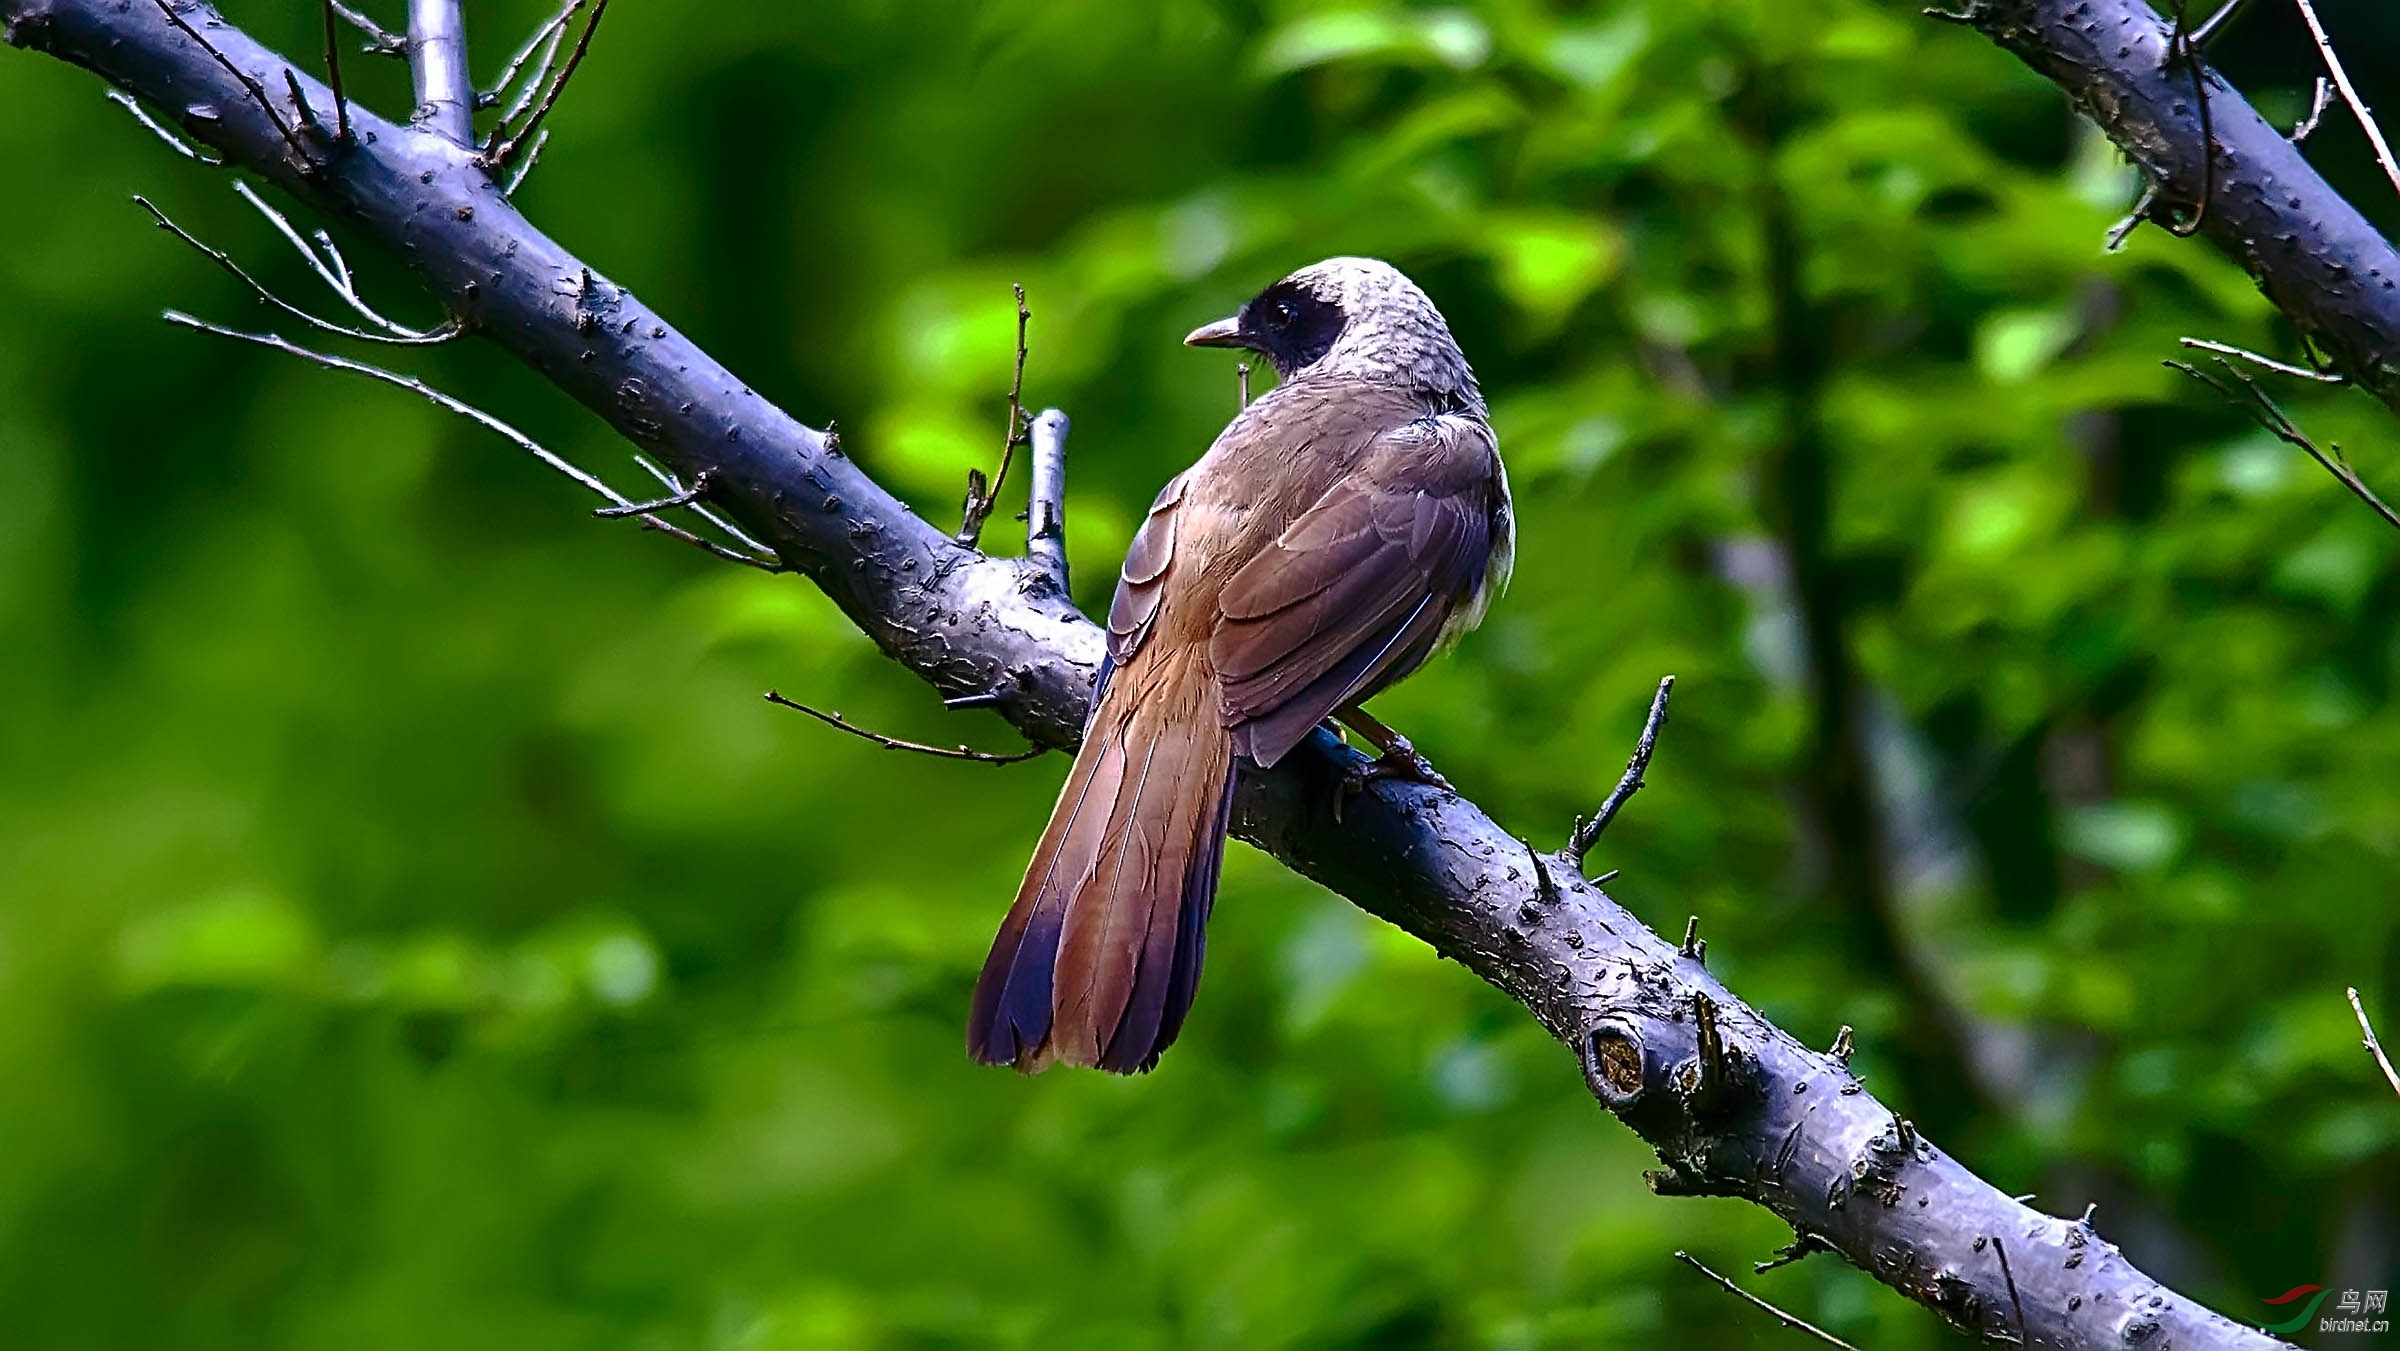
<box><xmin>1264</xmin><ymin>299</ymin><xmax>1296</xmax><ymax>330</ymax></box>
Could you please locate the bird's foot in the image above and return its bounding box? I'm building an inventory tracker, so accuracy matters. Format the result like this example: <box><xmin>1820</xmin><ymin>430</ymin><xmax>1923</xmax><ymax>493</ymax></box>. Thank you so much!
<box><xmin>1333</xmin><ymin>735</ymin><xmax>1452</xmax><ymax>821</ymax></box>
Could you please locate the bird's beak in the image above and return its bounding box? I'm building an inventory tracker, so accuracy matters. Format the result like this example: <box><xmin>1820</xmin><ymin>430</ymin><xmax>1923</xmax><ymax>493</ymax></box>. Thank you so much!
<box><xmin>1183</xmin><ymin>315</ymin><xmax>1246</xmax><ymax>349</ymax></box>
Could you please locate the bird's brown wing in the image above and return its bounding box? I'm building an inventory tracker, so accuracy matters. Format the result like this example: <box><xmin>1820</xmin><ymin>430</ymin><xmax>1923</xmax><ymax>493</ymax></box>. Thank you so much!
<box><xmin>1212</xmin><ymin>414</ymin><xmax>1499</xmax><ymax>768</ymax></box>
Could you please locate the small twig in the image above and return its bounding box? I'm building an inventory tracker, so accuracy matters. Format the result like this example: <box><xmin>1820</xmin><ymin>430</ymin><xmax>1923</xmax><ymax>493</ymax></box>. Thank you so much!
<box><xmin>481</xmin><ymin>0</ymin><xmax>608</xmax><ymax>172</ymax></box>
<box><xmin>1992</xmin><ymin>1234</ymin><xmax>2027</xmax><ymax>1341</ymax></box>
<box><xmin>328</xmin><ymin>0</ymin><xmax>407</xmax><ymax>57</ymax></box>
<box><xmin>165</xmin><ymin>314</ymin><xmax>781</xmax><ymax>572</ymax></box>
<box><xmin>2348</xmin><ymin>987</ymin><xmax>2400</xmax><ymax>1099</ymax></box>
<box><xmin>594</xmin><ymin>470</ymin><xmax>711</xmax><ymax>517</ymax></box>
<box><xmin>957</xmin><ymin>283</ymin><xmax>1032</xmax><ymax>547</ymax></box>
<box><xmin>1754</xmin><ymin>1232</ymin><xmax>1833</xmax><ymax>1274</ymax></box>
<box><xmin>136</xmin><ymin>195</ymin><xmax>457</xmax><ymax>346</ymax></box>
<box><xmin>2178</xmin><ymin>336</ymin><xmax>2344</xmax><ymax>383</ymax></box>
<box><xmin>2161</xmin><ymin>0</ymin><xmax>2215</xmax><ymax>238</ymax></box>
<box><xmin>763</xmin><ymin>691</ymin><xmax>1045</xmax><ymax>765</ymax></box>
<box><xmin>1567</xmin><ymin>675</ymin><xmax>1676</xmax><ymax>869</ymax></box>
<box><xmin>1830</xmin><ymin>1025</ymin><xmax>1854</xmax><ymax>1064</ymax></box>
<box><xmin>1237</xmin><ymin>361</ymin><xmax>1251</xmax><ymax>409</ymax></box>
<box><xmin>501</xmin><ymin>128</ymin><xmax>550</xmax><ymax>197</ymax></box>
<box><xmin>146</xmin><ymin>0</ymin><xmax>304</xmax><ymax>157</ymax></box>
<box><xmin>2292</xmin><ymin>76</ymin><xmax>2334</xmax><ymax>144</ymax></box>
<box><xmin>283</xmin><ymin>69</ymin><xmax>324</xmax><ymax>136</ymax></box>
<box><xmin>484</xmin><ymin>0</ymin><xmax>580</xmax><ymax>115</ymax></box>
<box><xmin>2189</xmin><ymin>0</ymin><xmax>2250</xmax><ymax>46</ymax></box>
<box><xmin>318</xmin><ymin>0</ymin><xmax>351</xmax><ymax>143</ymax></box>
<box><xmin>1672</xmin><ymin>1252</ymin><xmax>1863</xmax><ymax>1351</ymax></box>
<box><xmin>1679</xmin><ymin>915</ymin><xmax>1704</xmax><ymax>962</ymax></box>
<box><xmin>230</xmin><ymin>181</ymin><xmax>457</xmax><ymax>341</ymax></box>
<box><xmin>105</xmin><ymin>90</ymin><xmax>223</xmax><ymax>164</ymax></box>
<box><xmin>2106</xmin><ymin>182</ymin><xmax>2161</xmax><ymax>251</ymax></box>
<box><xmin>2168</xmin><ymin>356</ymin><xmax>2400</xmax><ymax>532</ymax></box>
<box><xmin>2291</xmin><ymin>0</ymin><xmax>2400</xmax><ymax>203</ymax></box>
<box><xmin>632</xmin><ymin>454</ymin><xmax>773</xmax><ymax>555</ymax></box>
<box><xmin>1024</xmin><ymin>407</ymin><xmax>1071</xmax><ymax>590</ymax></box>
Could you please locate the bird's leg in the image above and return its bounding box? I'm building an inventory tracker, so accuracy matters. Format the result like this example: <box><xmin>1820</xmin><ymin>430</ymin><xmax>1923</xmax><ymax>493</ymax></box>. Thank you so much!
<box><xmin>1333</xmin><ymin>703</ymin><xmax>1453</xmax><ymax>806</ymax></box>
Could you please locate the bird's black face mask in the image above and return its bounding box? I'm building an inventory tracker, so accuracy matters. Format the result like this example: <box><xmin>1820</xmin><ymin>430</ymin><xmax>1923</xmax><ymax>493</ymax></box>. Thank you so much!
<box><xmin>1183</xmin><ymin>280</ymin><xmax>1347</xmax><ymax>377</ymax></box>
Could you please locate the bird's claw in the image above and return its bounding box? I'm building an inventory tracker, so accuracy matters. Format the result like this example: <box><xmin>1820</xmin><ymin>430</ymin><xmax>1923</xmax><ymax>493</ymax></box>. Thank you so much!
<box><xmin>1333</xmin><ymin>738</ymin><xmax>1452</xmax><ymax>821</ymax></box>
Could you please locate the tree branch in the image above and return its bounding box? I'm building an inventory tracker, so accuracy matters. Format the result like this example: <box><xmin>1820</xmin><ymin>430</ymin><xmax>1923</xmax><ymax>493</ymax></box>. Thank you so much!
<box><xmin>405</xmin><ymin>0</ymin><xmax>469</xmax><ymax>144</ymax></box>
<box><xmin>0</xmin><ymin>3</ymin><xmax>2293</xmax><ymax>1344</ymax></box>
<box><xmin>1949</xmin><ymin>0</ymin><xmax>2400</xmax><ymax>416</ymax></box>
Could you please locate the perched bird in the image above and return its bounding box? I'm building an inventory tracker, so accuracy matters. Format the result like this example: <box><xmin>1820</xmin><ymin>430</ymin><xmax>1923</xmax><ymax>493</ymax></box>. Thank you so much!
<box><xmin>968</xmin><ymin>257</ymin><xmax>1513</xmax><ymax>1074</ymax></box>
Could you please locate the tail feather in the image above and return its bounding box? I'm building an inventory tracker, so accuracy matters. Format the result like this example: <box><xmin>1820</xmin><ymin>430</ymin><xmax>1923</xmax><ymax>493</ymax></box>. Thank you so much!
<box><xmin>968</xmin><ymin>646</ymin><xmax>1233</xmax><ymax>1074</ymax></box>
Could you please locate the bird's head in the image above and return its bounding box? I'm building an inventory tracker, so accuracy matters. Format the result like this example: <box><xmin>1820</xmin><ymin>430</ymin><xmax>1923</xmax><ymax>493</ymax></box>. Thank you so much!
<box><xmin>1185</xmin><ymin>257</ymin><xmax>1481</xmax><ymax>410</ymax></box>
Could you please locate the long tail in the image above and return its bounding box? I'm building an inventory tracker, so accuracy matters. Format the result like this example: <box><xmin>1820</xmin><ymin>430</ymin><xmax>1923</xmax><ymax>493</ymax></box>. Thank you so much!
<box><xmin>968</xmin><ymin>645</ymin><xmax>1234</xmax><ymax>1074</ymax></box>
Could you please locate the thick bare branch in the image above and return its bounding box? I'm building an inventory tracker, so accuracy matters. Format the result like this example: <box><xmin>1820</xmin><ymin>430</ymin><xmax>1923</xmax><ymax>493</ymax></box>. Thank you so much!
<box><xmin>1024</xmin><ymin>408</ymin><xmax>1070</xmax><ymax>592</ymax></box>
<box><xmin>0</xmin><ymin>4</ymin><xmax>2294</xmax><ymax>1344</ymax></box>
<box><xmin>1952</xmin><ymin>0</ymin><xmax>2400</xmax><ymax>416</ymax></box>
<box><xmin>404</xmin><ymin>0</ymin><xmax>469</xmax><ymax>144</ymax></box>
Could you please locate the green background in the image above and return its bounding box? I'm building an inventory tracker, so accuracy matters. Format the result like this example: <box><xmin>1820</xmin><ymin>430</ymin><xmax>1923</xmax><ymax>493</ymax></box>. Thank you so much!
<box><xmin>2</xmin><ymin>0</ymin><xmax>2396</xmax><ymax>1345</ymax></box>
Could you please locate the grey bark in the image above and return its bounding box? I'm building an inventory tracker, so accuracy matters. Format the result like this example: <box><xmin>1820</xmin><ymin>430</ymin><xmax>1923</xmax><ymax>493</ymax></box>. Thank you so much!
<box><xmin>1956</xmin><ymin>0</ymin><xmax>2400</xmax><ymax>413</ymax></box>
<box><xmin>0</xmin><ymin>2</ymin><xmax>2291</xmax><ymax>1345</ymax></box>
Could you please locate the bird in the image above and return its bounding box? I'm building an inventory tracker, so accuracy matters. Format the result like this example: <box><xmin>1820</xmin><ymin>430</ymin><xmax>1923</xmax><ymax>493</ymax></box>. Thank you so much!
<box><xmin>967</xmin><ymin>257</ymin><xmax>1513</xmax><ymax>1074</ymax></box>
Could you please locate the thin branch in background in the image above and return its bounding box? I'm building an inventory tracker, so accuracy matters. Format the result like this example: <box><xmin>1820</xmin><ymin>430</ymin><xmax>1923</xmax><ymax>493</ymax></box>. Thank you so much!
<box><xmin>957</xmin><ymin>283</ymin><xmax>1033</xmax><ymax>547</ymax></box>
<box><xmin>2179</xmin><ymin>336</ymin><xmax>2345</xmax><ymax>383</ymax></box>
<box><xmin>2168</xmin><ymin>355</ymin><xmax>2400</xmax><ymax>532</ymax></box>
<box><xmin>2348</xmin><ymin>987</ymin><xmax>2400</xmax><ymax>1100</ymax></box>
<box><xmin>318</xmin><ymin>0</ymin><xmax>352</xmax><ymax>144</ymax></box>
<box><xmin>594</xmin><ymin>470</ymin><xmax>711</xmax><ymax>518</ymax></box>
<box><xmin>136</xmin><ymin>195</ymin><xmax>457</xmax><ymax>346</ymax></box>
<box><xmin>481</xmin><ymin>0</ymin><xmax>608</xmax><ymax>172</ymax></box>
<box><xmin>1672</xmin><ymin>1252</ymin><xmax>1863</xmax><ymax>1351</ymax></box>
<box><xmin>762</xmin><ymin>691</ymin><xmax>1046</xmax><ymax>765</ymax></box>
<box><xmin>2189</xmin><ymin>0</ymin><xmax>2251</xmax><ymax>46</ymax></box>
<box><xmin>2290</xmin><ymin>0</ymin><xmax>2400</xmax><ymax>202</ymax></box>
<box><xmin>2161</xmin><ymin>0</ymin><xmax>2215</xmax><ymax>238</ymax></box>
<box><xmin>328</xmin><ymin>0</ymin><xmax>407</xmax><ymax>57</ymax></box>
<box><xmin>105</xmin><ymin>89</ymin><xmax>223</xmax><ymax>164</ymax></box>
<box><xmin>2291</xmin><ymin>76</ymin><xmax>2333</xmax><ymax>144</ymax></box>
<box><xmin>483</xmin><ymin>0</ymin><xmax>580</xmax><ymax>117</ymax></box>
<box><xmin>501</xmin><ymin>129</ymin><xmax>549</xmax><ymax>197</ymax></box>
<box><xmin>232</xmin><ymin>180</ymin><xmax>456</xmax><ymax>341</ymax></box>
<box><xmin>1023</xmin><ymin>408</ymin><xmax>1071</xmax><ymax>591</ymax></box>
<box><xmin>164</xmin><ymin>314</ymin><xmax>781</xmax><ymax>572</ymax></box>
<box><xmin>633</xmin><ymin>454</ymin><xmax>774</xmax><ymax>556</ymax></box>
<box><xmin>146</xmin><ymin>0</ymin><xmax>304</xmax><ymax>157</ymax></box>
<box><xmin>1567</xmin><ymin>675</ymin><xmax>1675</xmax><ymax>869</ymax></box>
<box><xmin>2106</xmin><ymin>181</ymin><xmax>2161</xmax><ymax>251</ymax></box>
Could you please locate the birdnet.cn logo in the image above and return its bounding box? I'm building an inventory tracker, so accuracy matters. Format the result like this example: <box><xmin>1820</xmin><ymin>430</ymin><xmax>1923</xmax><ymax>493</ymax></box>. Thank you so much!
<box><xmin>2258</xmin><ymin>1284</ymin><xmax>2390</xmax><ymax>1335</ymax></box>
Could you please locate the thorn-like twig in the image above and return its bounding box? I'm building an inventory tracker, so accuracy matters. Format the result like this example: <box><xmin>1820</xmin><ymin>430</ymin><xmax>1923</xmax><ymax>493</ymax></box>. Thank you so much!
<box><xmin>633</xmin><ymin>454</ymin><xmax>773</xmax><ymax>556</ymax></box>
<box><xmin>146</xmin><ymin>0</ymin><xmax>305</xmax><ymax>158</ymax></box>
<box><xmin>2178</xmin><ymin>336</ymin><xmax>2344</xmax><ymax>383</ymax></box>
<box><xmin>2291</xmin><ymin>76</ymin><xmax>2334</xmax><ymax>144</ymax></box>
<box><xmin>1236</xmin><ymin>361</ymin><xmax>1251</xmax><ymax>409</ymax></box>
<box><xmin>1830</xmin><ymin>1025</ymin><xmax>1855</xmax><ymax>1065</ymax></box>
<box><xmin>2290</xmin><ymin>0</ymin><xmax>2400</xmax><ymax>203</ymax></box>
<box><xmin>1679</xmin><ymin>914</ymin><xmax>1704</xmax><ymax>962</ymax></box>
<box><xmin>1755</xmin><ymin>1232</ymin><xmax>1833</xmax><ymax>1274</ymax></box>
<box><xmin>328</xmin><ymin>0</ymin><xmax>407</xmax><ymax>57</ymax></box>
<box><xmin>763</xmin><ymin>691</ymin><xmax>1045</xmax><ymax>765</ymax></box>
<box><xmin>1023</xmin><ymin>407</ymin><xmax>1071</xmax><ymax>590</ymax></box>
<box><xmin>136</xmin><ymin>194</ymin><xmax>459</xmax><ymax>346</ymax></box>
<box><xmin>958</xmin><ymin>283</ymin><xmax>1032</xmax><ymax>547</ymax></box>
<box><xmin>1567</xmin><ymin>675</ymin><xmax>1675</xmax><ymax>869</ymax></box>
<box><xmin>105</xmin><ymin>90</ymin><xmax>223</xmax><ymax>164</ymax></box>
<box><xmin>2348</xmin><ymin>987</ymin><xmax>2400</xmax><ymax>1099</ymax></box>
<box><xmin>318</xmin><ymin>0</ymin><xmax>351</xmax><ymax>143</ymax></box>
<box><xmin>483</xmin><ymin>0</ymin><xmax>581</xmax><ymax>116</ymax></box>
<box><xmin>165</xmin><ymin>313</ymin><xmax>780</xmax><ymax>572</ymax></box>
<box><xmin>481</xmin><ymin>0</ymin><xmax>608</xmax><ymax>173</ymax></box>
<box><xmin>594</xmin><ymin>469</ymin><xmax>711</xmax><ymax>517</ymax></box>
<box><xmin>2168</xmin><ymin>356</ymin><xmax>2400</xmax><ymax>532</ymax></box>
<box><xmin>230</xmin><ymin>181</ymin><xmax>457</xmax><ymax>341</ymax></box>
<box><xmin>2106</xmin><ymin>181</ymin><xmax>2161</xmax><ymax>251</ymax></box>
<box><xmin>1672</xmin><ymin>1252</ymin><xmax>1863</xmax><ymax>1351</ymax></box>
<box><xmin>1992</xmin><ymin>1234</ymin><xmax>2027</xmax><ymax>1340</ymax></box>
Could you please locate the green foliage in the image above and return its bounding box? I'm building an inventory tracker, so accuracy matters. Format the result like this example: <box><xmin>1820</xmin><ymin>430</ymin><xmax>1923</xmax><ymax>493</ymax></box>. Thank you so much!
<box><xmin>0</xmin><ymin>0</ymin><xmax>2395</xmax><ymax>1345</ymax></box>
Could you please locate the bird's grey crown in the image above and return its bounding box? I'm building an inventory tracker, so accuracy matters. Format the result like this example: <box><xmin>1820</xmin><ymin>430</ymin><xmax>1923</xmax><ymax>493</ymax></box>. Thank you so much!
<box><xmin>1278</xmin><ymin>257</ymin><xmax>1484</xmax><ymax>414</ymax></box>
